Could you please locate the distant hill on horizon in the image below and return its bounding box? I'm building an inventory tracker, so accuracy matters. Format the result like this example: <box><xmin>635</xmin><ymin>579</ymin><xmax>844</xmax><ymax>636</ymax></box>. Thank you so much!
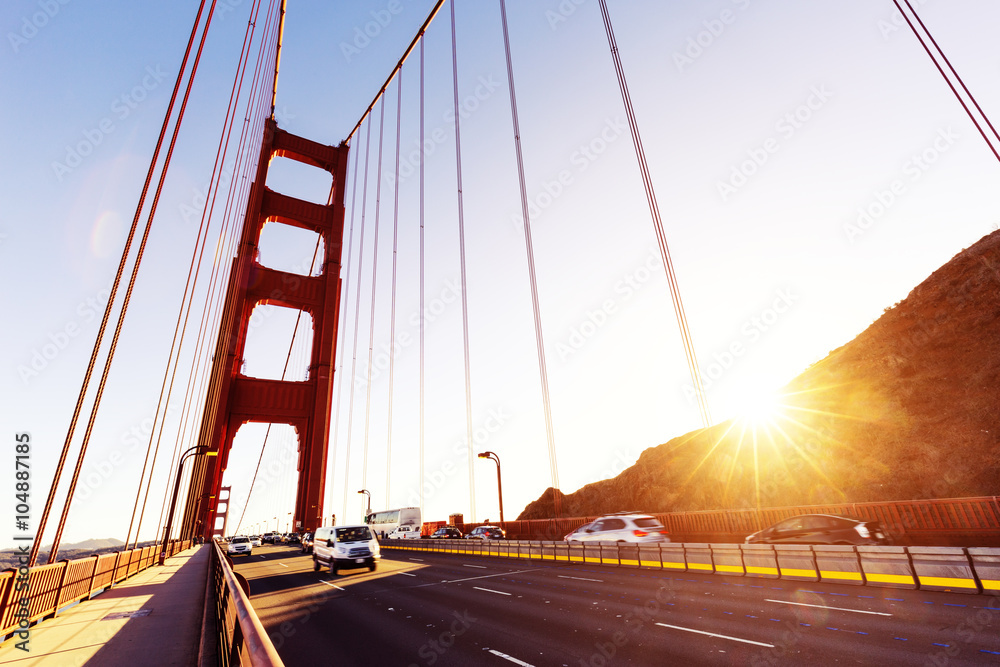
<box><xmin>519</xmin><ymin>229</ymin><xmax>1000</xmax><ymax>519</ymax></box>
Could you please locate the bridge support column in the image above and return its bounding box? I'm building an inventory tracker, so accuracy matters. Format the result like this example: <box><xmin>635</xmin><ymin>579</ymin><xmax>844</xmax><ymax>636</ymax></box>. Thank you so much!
<box><xmin>179</xmin><ymin>119</ymin><xmax>348</xmax><ymax>541</ymax></box>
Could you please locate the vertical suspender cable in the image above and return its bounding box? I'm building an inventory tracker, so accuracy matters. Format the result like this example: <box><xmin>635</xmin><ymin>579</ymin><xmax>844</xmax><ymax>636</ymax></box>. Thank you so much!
<box><xmin>48</xmin><ymin>0</ymin><xmax>220</xmax><ymax>564</ymax></box>
<box><xmin>362</xmin><ymin>97</ymin><xmax>388</xmax><ymax>495</ymax></box>
<box><xmin>29</xmin><ymin>0</ymin><xmax>210</xmax><ymax>567</ymax></box>
<box><xmin>418</xmin><ymin>38</ymin><xmax>427</xmax><ymax>518</ymax></box>
<box><xmin>329</xmin><ymin>136</ymin><xmax>363</xmax><ymax>524</ymax></box>
<box><xmin>497</xmin><ymin>0</ymin><xmax>562</xmax><ymax>515</ymax></box>
<box><xmin>387</xmin><ymin>73</ymin><xmax>403</xmax><ymax>508</ymax></box>
<box><xmin>342</xmin><ymin>117</ymin><xmax>374</xmax><ymax>520</ymax></box>
<box><xmin>450</xmin><ymin>0</ymin><xmax>476</xmax><ymax>522</ymax></box>
<box><xmin>126</xmin><ymin>0</ymin><xmax>266</xmax><ymax>550</ymax></box>
<box><xmin>894</xmin><ymin>0</ymin><xmax>1000</xmax><ymax>162</ymax></box>
<box><xmin>597</xmin><ymin>0</ymin><xmax>712</xmax><ymax>428</ymax></box>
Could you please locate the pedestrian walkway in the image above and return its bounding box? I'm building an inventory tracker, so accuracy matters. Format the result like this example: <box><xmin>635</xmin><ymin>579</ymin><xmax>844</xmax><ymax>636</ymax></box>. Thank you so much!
<box><xmin>0</xmin><ymin>545</ymin><xmax>210</xmax><ymax>666</ymax></box>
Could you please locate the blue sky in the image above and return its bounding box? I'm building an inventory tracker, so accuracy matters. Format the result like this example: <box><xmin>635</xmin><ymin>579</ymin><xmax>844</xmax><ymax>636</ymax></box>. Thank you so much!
<box><xmin>2</xmin><ymin>0</ymin><xmax>999</xmax><ymax>549</ymax></box>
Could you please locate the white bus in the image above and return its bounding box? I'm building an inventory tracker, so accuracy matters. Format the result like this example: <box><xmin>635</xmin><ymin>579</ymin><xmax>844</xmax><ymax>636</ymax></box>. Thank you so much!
<box><xmin>365</xmin><ymin>507</ymin><xmax>421</xmax><ymax>539</ymax></box>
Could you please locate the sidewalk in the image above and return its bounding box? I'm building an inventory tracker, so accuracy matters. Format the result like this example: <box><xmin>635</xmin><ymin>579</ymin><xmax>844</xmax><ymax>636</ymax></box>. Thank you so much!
<box><xmin>0</xmin><ymin>545</ymin><xmax>210</xmax><ymax>667</ymax></box>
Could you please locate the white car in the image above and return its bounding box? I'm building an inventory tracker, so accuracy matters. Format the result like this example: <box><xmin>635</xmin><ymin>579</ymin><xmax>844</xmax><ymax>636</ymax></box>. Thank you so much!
<box><xmin>563</xmin><ymin>513</ymin><xmax>669</xmax><ymax>544</ymax></box>
<box><xmin>227</xmin><ymin>535</ymin><xmax>253</xmax><ymax>556</ymax></box>
<box><xmin>387</xmin><ymin>525</ymin><xmax>421</xmax><ymax>539</ymax></box>
<box><xmin>250</xmin><ymin>535</ymin><xmax>262</xmax><ymax>547</ymax></box>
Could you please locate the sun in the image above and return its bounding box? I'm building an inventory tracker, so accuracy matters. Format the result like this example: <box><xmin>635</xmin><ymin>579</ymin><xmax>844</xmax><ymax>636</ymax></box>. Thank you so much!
<box><xmin>732</xmin><ymin>390</ymin><xmax>785</xmax><ymax>428</ymax></box>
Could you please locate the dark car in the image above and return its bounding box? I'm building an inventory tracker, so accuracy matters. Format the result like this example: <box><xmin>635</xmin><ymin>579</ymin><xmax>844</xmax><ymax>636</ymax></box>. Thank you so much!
<box><xmin>745</xmin><ymin>514</ymin><xmax>890</xmax><ymax>545</ymax></box>
<box><xmin>465</xmin><ymin>526</ymin><xmax>506</xmax><ymax>540</ymax></box>
<box><xmin>430</xmin><ymin>527</ymin><xmax>464</xmax><ymax>539</ymax></box>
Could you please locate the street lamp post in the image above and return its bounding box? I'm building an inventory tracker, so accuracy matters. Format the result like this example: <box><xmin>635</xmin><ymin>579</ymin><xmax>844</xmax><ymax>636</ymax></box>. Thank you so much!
<box><xmin>160</xmin><ymin>445</ymin><xmax>217</xmax><ymax>564</ymax></box>
<box><xmin>477</xmin><ymin>452</ymin><xmax>504</xmax><ymax>524</ymax></box>
<box><xmin>357</xmin><ymin>489</ymin><xmax>371</xmax><ymax>520</ymax></box>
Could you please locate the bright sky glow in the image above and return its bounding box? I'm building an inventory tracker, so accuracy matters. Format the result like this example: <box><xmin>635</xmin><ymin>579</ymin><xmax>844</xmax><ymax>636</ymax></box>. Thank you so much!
<box><xmin>2</xmin><ymin>1</ymin><xmax>999</xmax><ymax>550</ymax></box>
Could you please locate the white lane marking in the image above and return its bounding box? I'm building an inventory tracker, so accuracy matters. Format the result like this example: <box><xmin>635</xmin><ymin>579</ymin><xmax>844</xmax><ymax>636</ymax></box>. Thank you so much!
<box><xmin>488</xmin><ymin>649</ymin><xmax>535</xmax><ymax>666</ymax></box>
<box><xmin>655</xmin><ymin>623</ymin><xmax>774</xmax><ymax>648</ymax></box>
<box><xmin>558</xmin><ymin>575</ymin><xmax>603</xmax><ymax>582</ymax></box>
<box><xmin>463</xmin><ymin>564</ymin><xmax>488</xmax><ymax>569</ymax></box>
<box><xmin>278</xmin><ymin>563</ymin><xmax>288</xmax><ymax>568</ymax></box>
<box><xmin>320</xmin><ymin>580</ymin><xmax>345</xmax><ymax>590</ymax></box>
<box><xmin>417</xmin><ymin>568</ymin><xmax>543</xmax><ymax>587</ymax></box>
<box><xmin>409</xmin><ymin>558</ymin><xmax>424</xmax><ymax>561</ymax></box>
<box><xmin>474</xmin><ymin>586</ymin><xmax>511</xmax><ymax>596</ymax></box>
<box><xmin>399</xmin><ymin>572</ymin><xmax>417</xmax><ymax>577</ymax></box>
<box><xmin>765</xmin><ymin>599</ymin><xmax>892</xmax><ymax>616</ymax></box>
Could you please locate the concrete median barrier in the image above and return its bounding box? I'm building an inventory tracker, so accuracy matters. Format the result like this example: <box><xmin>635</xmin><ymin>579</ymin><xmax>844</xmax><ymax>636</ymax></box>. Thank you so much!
<box><xmin>600</xmin><ymin>542</ymin><xmax>621</xmax><ymax>566</ymax></box>
<box><xmin>813</xmin><ymin>545</ymin><xmax>864</xmax><ymax>585</ymax></box>
<box><xmin>638</xmin><ymin>544</ymin><xmax>662</xmax><ymax>569</ymax></box>
<box><xmin>583</xmin><ymin>543</ymin><xmax>603</xmax><ymax>564</ymax></box>
<box><xmin>858</xmin><ymin>546</ymin><xmax>917</xmax><ymax>589</ymax></box>
<box><xmin>774</xmin><ymin>544</ymin><xmax>818</xmax><ymax>581</ymax></box>
<box><xmin>684</xmin><ymin>543</ymin><xmax>714</xmax><ymax>573</ymax></box>
<box><xmin>568</xmin><ymin>543</ymin><xmax>586</xmax><ymax>563</ymax></box>
<box><xmin>618</xmin><ymin>543</ymin><xmax>640</xmax><ymax>567</ymax></box>
<box><xmin>910</xmin><ymin>547</ymin><xmax>979</xmax><ymax>593</ymax></box>
<box><xmin>710</xmin><ymin>544</ymin><xmax>745</xmax><ymax>576</ymax></box>
<box><xmin>660</xmin><ymin>543</ymin><xmax>687</xmax><ymax>571</ymax></box>
<box><xmin>968</xmin><ymin>547</ymin><xmax>1000</xmax><ymax>593</ymax></box>
<box><xmin>740</xmin><ymin>544</ymin><xmax>779</xmax><ymax>578</ymax></box>
<box><xmin>553</xmin><ymin>542</ymin><xmax>570</xmax><ymax>562</ymax></box>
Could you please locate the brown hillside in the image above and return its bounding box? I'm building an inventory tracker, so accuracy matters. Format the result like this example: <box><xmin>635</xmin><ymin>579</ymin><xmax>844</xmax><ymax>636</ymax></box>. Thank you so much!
<box><xmin>519</xmin><ymin>230</ymin><xmax>1000</xmax><ymax>519</ymax></box>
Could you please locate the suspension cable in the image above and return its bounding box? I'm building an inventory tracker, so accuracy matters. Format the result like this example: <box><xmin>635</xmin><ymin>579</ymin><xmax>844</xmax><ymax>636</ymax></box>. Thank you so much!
<box><xmin>386</xmin><ymin>72</ymin><xmax>403</xmax><ymax>508</ymax></box>
<box><xmin>157</xmin><ymin>0</ymin><xmax>281</xmax><ymax>543</ymax></box>
<box><xmin>126</xmin><ymin>0</ymin><xmax>266</xmax><ymax>550</ymax></box>
<box><xmin>597</xmin><ymin>0</ymin><xmax>712</xmax><ymax>429</ymax></box>
<box><xmin>342</xmin><ymin>116</ymin><xmax>375</xmax><ymax>520</ymax></box>
<box><xmin>328</xmin><ymin>134</ymin><xmax>363</xmax><ymax>525</ymax></box>
<box><xmin>893</xmin><ymin>0</ymin><xmax>1000</xmax><ymax>162</ymax></box>
<box><xmin>418</xmin><ymin>38</ymin><xmax>426</xmax><ymax>519</ymax></box>
<box><xmin>450</xmin><ymin>0</ymin><xmax>477</xmax><ymax>522</ymax></box>
<box><xmin>497</xmin><ymin>0</ymin><xmax>562</xmax><ymax>514</ymax></box>
<box><xmin>28</xmin><ymin>0</ymin><xmax>210</xmax><ymax>567</ymax></box>
<box><xmin>362</xmin><ymin>97</ymin><xmax>387</xmax><ymax>495</ymax></box>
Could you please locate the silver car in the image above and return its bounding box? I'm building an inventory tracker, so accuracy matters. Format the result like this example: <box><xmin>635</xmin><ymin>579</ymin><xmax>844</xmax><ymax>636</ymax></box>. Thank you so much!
<box><xmin>564</xmin><ymin>513</ymin><xmax>669</xmax><ymax>543</ymax></box>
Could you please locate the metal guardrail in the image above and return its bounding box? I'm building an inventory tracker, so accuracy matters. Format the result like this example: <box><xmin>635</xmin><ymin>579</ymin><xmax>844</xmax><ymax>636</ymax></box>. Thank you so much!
<box><xmin>210</xmin><ymin>539</ymin><xmax>284</xmax><ymax>667</ymax></box>
<box><xmin>462</xmin><ymin>496</ymin><xmax>1000</xmax><ymax>545</ymax></box>
<box><xmin>0</xmin><ymin>540</ymin><xmax>190</xmax><ymax>644</ymax></box>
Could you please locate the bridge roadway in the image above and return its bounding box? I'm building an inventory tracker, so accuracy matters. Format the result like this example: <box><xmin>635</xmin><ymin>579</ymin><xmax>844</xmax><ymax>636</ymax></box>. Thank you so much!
<box><xmin>237</xmin><ymin>543</ymin><xmax>1000</xmax><ymax>666</ymax></box>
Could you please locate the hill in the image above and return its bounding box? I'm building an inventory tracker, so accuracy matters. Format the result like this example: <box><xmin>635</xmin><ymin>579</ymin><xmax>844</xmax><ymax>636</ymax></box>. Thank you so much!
<box><xmin>519</xmin><ymin>229</ymin><xmax>1000</xmax><ymax>519</ymax></box>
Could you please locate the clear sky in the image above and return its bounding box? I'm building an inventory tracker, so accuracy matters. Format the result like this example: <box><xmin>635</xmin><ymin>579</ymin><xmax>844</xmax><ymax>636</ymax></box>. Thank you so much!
<box><xmin>2</xmin><ymin>0</ymin><xmax>999</xmax><ymax>550</ymax></box>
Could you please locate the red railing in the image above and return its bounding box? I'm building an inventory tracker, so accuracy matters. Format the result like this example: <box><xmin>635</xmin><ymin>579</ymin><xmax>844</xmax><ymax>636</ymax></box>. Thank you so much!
<box><xmin>461</xmin><ymin>496</ymin><xmax>1000</xmax><ymax>546</ymax></box>
<box><xmin>0</xmin><ymin>540</ymin><xmax>191</xmax><ymax>644</ymax></box>
<box><xmin>210</xmin><ymin>539</ymin><xmax>283</xmax><ymax>666</ymax></box>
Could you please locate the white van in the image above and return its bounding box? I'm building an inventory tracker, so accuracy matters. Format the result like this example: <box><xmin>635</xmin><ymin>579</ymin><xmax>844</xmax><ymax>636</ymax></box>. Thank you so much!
<box><xmin>312</xmin><ymin>524</ymin><xmax>380</xmax><ymax>575</ymax></box>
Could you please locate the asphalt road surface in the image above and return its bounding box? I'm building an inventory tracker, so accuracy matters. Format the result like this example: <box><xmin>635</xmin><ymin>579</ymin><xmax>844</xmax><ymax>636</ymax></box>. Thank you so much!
<box><xmin>234</xmin><ymin>544</ymin><xmax>1000</xmax><ymax>666</ymax></box>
